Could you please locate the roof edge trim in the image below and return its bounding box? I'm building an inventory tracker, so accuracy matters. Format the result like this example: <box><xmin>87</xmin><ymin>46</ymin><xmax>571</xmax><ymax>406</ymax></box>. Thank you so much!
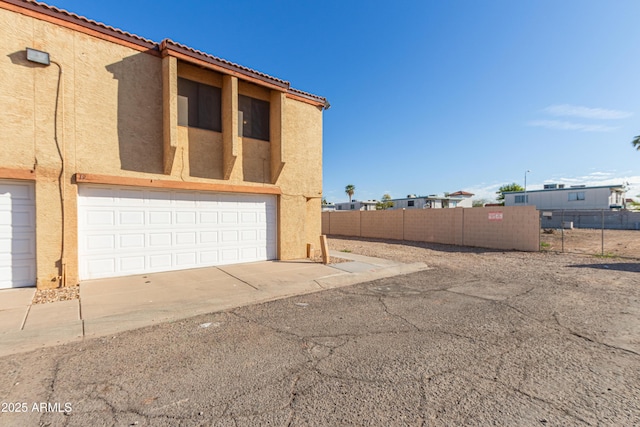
<box><xmin>0</xmin><ymin>0</ymin><xmax>159</xmax><ymax>53</ymax></box>
<box><xmin>161</xmin><ymin>39</ymin><xmax>290</xmax><ymax>91</ymax></box>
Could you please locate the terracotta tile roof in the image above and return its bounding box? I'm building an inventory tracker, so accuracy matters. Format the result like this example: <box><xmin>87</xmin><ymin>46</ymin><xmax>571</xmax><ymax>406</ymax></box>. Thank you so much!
<box><xmin>6</xmin><ymin>0</ymin><xmax>158</xmax><ymax>49</ymax></box>
<box><xmin>4</xmin><ymin>0</ymin><xmax>327</xmax><ymax>106</ymax></box>
<box><xmin>288</xmin><ymin>87</ymin><xmax>331</xmax><ymax>108</ymax></box>
<box><xmin>449</xmin><ymin>191</ymin><xmax>474</xmax><ymax>196</ymax></box>
<box><xmin>160</xmin><ymin>39</ymin><xmax>290</xmax><ymax>89</ymax></box>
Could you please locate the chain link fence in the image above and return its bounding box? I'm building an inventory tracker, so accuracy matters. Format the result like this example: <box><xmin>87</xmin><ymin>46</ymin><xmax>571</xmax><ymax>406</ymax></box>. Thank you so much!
<box><xmin>539</xmin><ymin>210</ymin><xmax>640</xmax><ymax>258</ymax></box>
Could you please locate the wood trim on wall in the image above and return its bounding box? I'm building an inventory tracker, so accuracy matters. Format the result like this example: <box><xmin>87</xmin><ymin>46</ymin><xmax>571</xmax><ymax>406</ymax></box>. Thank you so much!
<box><xmin>0</xmin><ymin>167</ymin><xmax>36</xmax><ymax>181</ymax></box>
<box><xmin>285</xmin><ymin>92</ymin><xmax>326</xmax><ymax>108</ymax></box>
<box><xmin>74</xmin><ymin>173</ymin><xmax>282</xmax><ymax>195</ymax></box>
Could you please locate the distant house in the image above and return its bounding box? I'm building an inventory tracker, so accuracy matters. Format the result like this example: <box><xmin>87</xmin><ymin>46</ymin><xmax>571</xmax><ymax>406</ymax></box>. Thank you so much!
<box><xmin>447</xmin><ymin>191</ymin><xmax>475</xmax><ymax>208</ymax></box>
<box><xmin>389</xmin><ymin>191</ymin><xmax>475</xmax><ymax>209</ymax></box>
<box><xmin>322</xmin><ymin>203</ymin><xmax>336</xmax><ymax>212</ymax></box>
<box><xmin>504</xmin><ymin>184</ymin><xmax>626</xmax><ymax>210</ymax></box>
<box><xmin>334</xmin><ymin>200</ymin><xmax>377</xmax><ymax>211</ymax></box>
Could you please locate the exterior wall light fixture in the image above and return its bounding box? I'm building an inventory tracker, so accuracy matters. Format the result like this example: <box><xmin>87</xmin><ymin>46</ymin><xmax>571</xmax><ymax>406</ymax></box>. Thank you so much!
<box><xmin>26</xmin><ymin>47</ymin><xmax>51</xmax><ymax>66</ymax></box>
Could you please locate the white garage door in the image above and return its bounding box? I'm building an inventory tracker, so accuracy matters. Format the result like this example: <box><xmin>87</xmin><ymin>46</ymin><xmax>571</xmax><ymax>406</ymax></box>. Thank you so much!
<box><xmin>78</xmin><ymin>185</ymin><xmax>277</xmax><ymax>280</ymax></box>
<box><xmin>0</xmin><ymin>180</ymin><xmax>36</xmax><ymax>288</ymax></box>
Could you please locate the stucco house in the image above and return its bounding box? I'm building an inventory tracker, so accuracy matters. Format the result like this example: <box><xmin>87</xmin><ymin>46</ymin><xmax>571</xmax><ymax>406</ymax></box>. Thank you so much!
<box><xmin>0</xmin><ymin>0</ymin><xmax>328</xmax><ymax>289</ymax></box>
<box><xmin>334</xmin><ymin>200</ymin><xmax>377</xmax><ymax>211</ymax></box>
<box><xmin>390</xmin><ymin>191</ymin><xmax>475</xmax><ymax>209</ymax></box>
<box><xmin>503</xmin><ymin>184</ymin><xmax>626</xmax><ymax>210</ymax></box>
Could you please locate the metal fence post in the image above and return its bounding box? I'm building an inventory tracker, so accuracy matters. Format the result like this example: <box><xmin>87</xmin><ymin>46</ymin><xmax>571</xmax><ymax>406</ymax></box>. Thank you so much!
<box><xmin>561</xmin><ymin>210</ymin><xmax>564</xmax><ymax>253</ymax></box>
<box><xmin>538</xmin><ymin>210</ymin><xmax>541</xmax><ymax>252</ymax></box>
<box><xmin>461</xmin><ymin>207</ymin><xmax>465</xmax><ymax>246</ymax></box>
<box><xmin>601</xmin><ymin>209</ymin><xmax>605</xmax><ymax>256</ymax></box>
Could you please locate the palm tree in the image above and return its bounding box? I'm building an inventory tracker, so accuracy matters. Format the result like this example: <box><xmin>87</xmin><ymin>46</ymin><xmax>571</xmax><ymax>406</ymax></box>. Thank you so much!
<box><xmin>632</xmin><ymin>135</ymin><xmax>640</xmax><ymax>151</ymax></box>
<box><xmin>345</xmin><ymin>184</ymin><xmax>355</xmax><ymax>202</ymax></box>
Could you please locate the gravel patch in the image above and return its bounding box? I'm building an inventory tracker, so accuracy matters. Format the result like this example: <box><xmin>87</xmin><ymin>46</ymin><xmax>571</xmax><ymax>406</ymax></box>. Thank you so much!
<box><xmin>32</xmin><ymin>286</ymin><xmax>80</xmax><ymax>305</ymax></box>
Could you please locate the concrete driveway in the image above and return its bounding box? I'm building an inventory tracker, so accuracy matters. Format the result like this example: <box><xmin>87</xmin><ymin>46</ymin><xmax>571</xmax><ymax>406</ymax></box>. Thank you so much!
<box><xmin>0</xmin><ymin>253</ymin><xmax>427</xmax><ymax>357</ymax></box>
<box><xmin>0</xmin><ymin>251</ymin><xmax>637</xmax><ymax>426</ymax></box>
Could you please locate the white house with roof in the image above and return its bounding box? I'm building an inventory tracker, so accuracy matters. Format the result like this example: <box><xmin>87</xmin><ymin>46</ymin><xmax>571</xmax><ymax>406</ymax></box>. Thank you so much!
<box><xmin>334</xmin><ymin>200</ymin><xmax>377</xmax><ymax>211</ymax></box>
<box><xmin>504</xmin><ymin>184</ymin><xmax>626</xmax><ymax>210</ymax></box>
<box><xmin>390</xmin><ymin>191</ymin><xmax>475</xmax><ymax>209</ymax></box>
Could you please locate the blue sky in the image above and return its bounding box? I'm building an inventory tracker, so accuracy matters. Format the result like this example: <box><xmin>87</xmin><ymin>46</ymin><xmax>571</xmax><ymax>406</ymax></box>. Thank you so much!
<box><xmin>46</xmin><ymin>0</ymin><xmax>640</xmax><ymax>202</ymax></box>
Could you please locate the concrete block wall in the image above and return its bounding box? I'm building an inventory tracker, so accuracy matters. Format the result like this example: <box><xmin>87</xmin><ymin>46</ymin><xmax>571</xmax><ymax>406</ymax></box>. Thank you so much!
<box><xmin>322</xmin><ymin>206</ymin><xmax>539</xmax><ymax>252</ymax></box>
<box><xmin>326</xmin><ymin>211</ymin><xmax>360</xmax><ymax>237</ymax></box>
<box><xmin>462</xmin><ymin>207</ymin><xmax>539</xmax><ymax>252</ymax></box>
<box><xmin>403</xmin><ymin>209</ymin><xmax>463</xmax><ymax>245</ymax></box>
<box><xmin>361</xmin><ymin>210</ymin><xmax>403</xmax><ymax>240</ymax></box>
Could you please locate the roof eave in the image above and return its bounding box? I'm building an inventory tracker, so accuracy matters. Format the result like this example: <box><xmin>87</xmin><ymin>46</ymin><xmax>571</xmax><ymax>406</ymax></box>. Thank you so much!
<box><xmin>1</xmin><ymin>0</ymin><xmax>159</xmax><ymax>53</ymax></box>
<box><xmin>160</xmin><ymin>39</ymin><xmax>290</xmax><ymax>92</ymax></box>
<box><xmin>161</xmin><ymin>39</ymin><xmax>329</xmax><ymax>109</ymax></box>
<box><xmin>2</xmin><ymin>1</ymin><xmax>329</xmax><ymax>109</ymax></box>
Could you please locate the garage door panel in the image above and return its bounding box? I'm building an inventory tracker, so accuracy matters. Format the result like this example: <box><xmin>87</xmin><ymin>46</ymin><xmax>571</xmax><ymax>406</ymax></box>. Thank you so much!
<box><xmin>148</xmin><ymin>210</ymin><xmax>172</xmax><ymax>225</ymax></box>
<box><xmin>0</xmin><ymin>180</ymin><xmax>36</xmax><ymax>288</ymax></box>
<box><xmin>241</xmin><ymin>247</ymin><xmax>258</xmax><ymax>260</ymax></box>
<box><xmin>221</xmin><ymin>249</ymin><xmax>239</xmax><ymax>263</ymax></box>
<box><xmin>241</xmin><ymin>230</ymin><xmax>258</xmax><ymax>241</ymax></box>
<box><xmin>199</xmin><ymin>250</ymin><xmax>219</xmax><ymax>264</ymax></box>
<box><xmin>200</xmin><ymin>212</ymin><xmax>218</xmax><ymax>224</ymax></box>
<box><xmin>176</xmin><ymin>211</ymin><xmax>196</xmax><ymax>225</ymax></box>
<box><xmin>176</xmin><ymin>232</ymin><xmax>196</xmax><ymax>245</ymax></box>
<box><xmin>119</xmin><ymin>189</ymin><xmax>145</xmax><ymax>204</ymax></box>
<box><xmin>240</xmin><ymin>212</ymin><xmax>258</xmax><ymax>224</ymax></box>
<box><xmin>221</xmin><ymin>212</ymin><xmax>237</xmax><ymax>224</ymax></box>
<box><xmin>86</xmin><ymin>234</ymin><xmax>115</xmax><ymax>251</ymax></box>
<box><xmin>149</xmin><ymin>232</ymin><xmax>172</xmax><ymax>247</ymax></box>
<box><xmin>176</xmin><ymin>252</ymin><xmax>197</xmax><ymax>266</ymax></box>
<box><xmin>149</xmin><ymin>253</ymin><xmax>172</xmax><ymax>269</ymax></box>
<box><xmin>119</xmin><ymin>211</ymin><xmax>145</xmax><ymax>226</ymax></box>
<box><xmin>221</xmin><ymin>230</ymin><xmax>238</xmax><ymax>242</ymax></box>
<box><xmin>78</xmin><ymin>185</ymin><xmax>276</xmax><ymax>280</ymax></box>
<box><xmin>0</xmin><ymin>261</ymin><xmax>35</xmax><ymax>288</ymax></box>
<box><xmin>80</xmin><ymin>186</ymin><xmax>116</xmax><ymax>203</ymax></box>
<box><xmin>200</xmin><ymin>231</ymin><xmax>218</xmax><ymax>244</ymax></box>
<box><xmin>87</xmin><ymin>258</ymin><xmax>116</xmax><ymax>277</ymax></box>
<box><xmin>174</xmin><ymin>192</ymin><xmax>198</xmax><ymax>206</ymax></box>
<box><xmin>86</xmin><ymin>210</ymin><xmax>115</xmax><ymax>226</ymax></box>
<box><xmin>120</xmin><ymin>233</ymin><xmax>145</xmax><ymax>249</ymax></box>
<box><xmin>147</xmin><ymin>190</ymin><xmax>172</xmax><ymax>206</ymax></box>
<box><xmin>0</xmin><ymin>181</ymin><xmax>33</xmax><ymax>201</ymax></box>
<box><xmin>120</xmin><ymin>256</ymin><xmax>145</xmax><ymax>272</ymax></box>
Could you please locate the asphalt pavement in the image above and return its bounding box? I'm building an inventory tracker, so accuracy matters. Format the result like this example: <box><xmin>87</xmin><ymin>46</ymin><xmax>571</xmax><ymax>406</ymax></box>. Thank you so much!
<box><xmin>0</xmin><ymin>253</ymin><xmax>637</xmax><ymax>426</ymax></box>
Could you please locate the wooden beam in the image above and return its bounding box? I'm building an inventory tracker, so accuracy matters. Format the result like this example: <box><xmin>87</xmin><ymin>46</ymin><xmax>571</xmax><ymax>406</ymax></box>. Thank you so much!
<box><xmin>74</xmin><ymin>173</ymin><xmax>281</xmax><ymax>195</ymax></box>
<box><xmin>0</xmin><ymin>167</ymin><xmax>36</xmax><ymax>181</ymax></box>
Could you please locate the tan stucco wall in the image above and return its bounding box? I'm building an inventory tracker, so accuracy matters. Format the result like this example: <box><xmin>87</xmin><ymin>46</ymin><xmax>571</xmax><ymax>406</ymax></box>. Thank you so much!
<box><xmin>0</xmin><ymin>6</ymin><xmax>324</xmax><ymax>287</ymax></box>
<box><xmin>278</xmin><ymin>99</ymin><xmax>323</xmax><ymax>259</ymax></box>
<box><xmin>323</xmin><ymin>206</ymin><xmax>539</xmax><ymax>252</ymax></box>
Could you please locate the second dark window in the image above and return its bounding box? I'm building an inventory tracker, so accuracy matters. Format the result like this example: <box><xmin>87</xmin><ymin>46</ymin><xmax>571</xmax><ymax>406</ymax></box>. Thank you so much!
<box><xmin>239</xmin><ymin>95</ymin><xmax>270</xmax><ymax>141</ymax></box>
<box><xmin>177</xmin><ymin>78</ymin><xmax>221</xmax><ymax>132</ymax></box>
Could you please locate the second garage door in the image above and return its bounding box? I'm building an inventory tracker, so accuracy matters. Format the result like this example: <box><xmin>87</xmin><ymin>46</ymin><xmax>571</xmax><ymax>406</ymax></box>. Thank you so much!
<box><xmin>0</xmin><ymin>180</ymin><xmax>36</xmax><ymax>288</ymax></box>
<box><xmin>78</xmin><ymin>185</ymin><xmax>277</xmax><ymax>280</ymax></box>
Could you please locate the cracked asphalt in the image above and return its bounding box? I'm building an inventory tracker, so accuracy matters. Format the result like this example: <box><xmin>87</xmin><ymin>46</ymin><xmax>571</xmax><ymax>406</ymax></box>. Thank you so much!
<box><xmin>1</xmin><ymin>239</ymin><xmax>639</xmax><ymax>426</ymax></box>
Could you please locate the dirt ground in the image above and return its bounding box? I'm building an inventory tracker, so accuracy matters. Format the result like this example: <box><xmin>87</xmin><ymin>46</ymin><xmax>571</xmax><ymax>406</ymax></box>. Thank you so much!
<box><xmin>328</xmin><ymin>235</ymin><xmax>640</xmax><ymax>355</ymax></box>
<box><xmin>540</xmin><ymin>228</ymin><xmax>640</xmax><ymax>258</ymax></box>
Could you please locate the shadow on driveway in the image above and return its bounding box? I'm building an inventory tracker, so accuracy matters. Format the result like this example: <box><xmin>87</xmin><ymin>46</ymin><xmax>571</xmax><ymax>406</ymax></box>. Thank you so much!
<box><xmin>569</xmin><ymin>263</ymin><xmax>640</xmax><ymax>273</ymax></box>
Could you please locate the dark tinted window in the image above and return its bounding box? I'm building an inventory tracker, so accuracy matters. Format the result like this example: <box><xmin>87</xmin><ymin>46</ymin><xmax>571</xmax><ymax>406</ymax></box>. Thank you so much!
<box><xmin>239</xmin><ymin>95</ymin><xmax>270</xmax><ymax>141</ymax></box>
<box><xmin>178</xmin><ymin>78</ymin><xmax>221</xmax><ymax>132</ymax></box>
